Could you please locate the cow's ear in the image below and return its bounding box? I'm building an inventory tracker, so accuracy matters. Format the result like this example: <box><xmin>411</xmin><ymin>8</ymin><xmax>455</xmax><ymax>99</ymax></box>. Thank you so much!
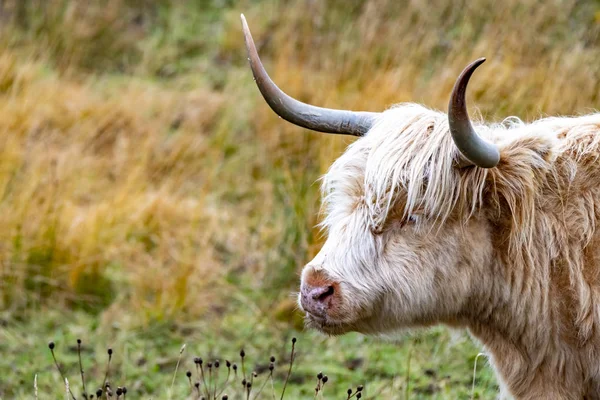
<box><xmin>492</xmin><ymin>133</ymin><xmax>555</xmax><ymax>179</ymax></box>
<box><xmin>485</xmin><ymin>133</ymin><xmax>556</xmax><ymax>224</ymax></box>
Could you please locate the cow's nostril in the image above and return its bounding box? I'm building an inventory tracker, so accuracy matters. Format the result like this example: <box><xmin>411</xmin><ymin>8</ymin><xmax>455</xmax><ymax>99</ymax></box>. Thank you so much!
<box><xmin>301</xmin><ymin>282</ymin><xmax>337</xmax><ymax>317</ymax></box>
<box><xmin>317</xmin><ymin>285</ymin><xmax>335</xmax><ymax>302</ymax></box>
<box><xmin>309</xmin><ymin>285</ymin><xmax>335</xmax><ymax>303</ymax></box>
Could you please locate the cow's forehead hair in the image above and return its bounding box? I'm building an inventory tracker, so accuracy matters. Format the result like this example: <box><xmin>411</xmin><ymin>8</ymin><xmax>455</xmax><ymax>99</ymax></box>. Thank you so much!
<box><xmin>319</xmin><ymin>103</ymin><xmax>493</xmax><ymax>233</ymax></box>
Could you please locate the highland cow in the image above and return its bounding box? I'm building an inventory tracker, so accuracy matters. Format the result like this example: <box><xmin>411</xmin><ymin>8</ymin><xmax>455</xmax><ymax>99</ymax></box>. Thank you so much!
<box><xmin>242</xmin><ymin>15</ymin><xmax>600</xmax><ymax>399</ymax></box>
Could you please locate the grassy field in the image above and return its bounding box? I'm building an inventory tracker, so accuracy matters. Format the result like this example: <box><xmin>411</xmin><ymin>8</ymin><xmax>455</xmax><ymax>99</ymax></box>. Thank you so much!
<box><xmin>2</xmin><ymin>0</ymin><xmax>600</xmax><ymax>398</ymax></box>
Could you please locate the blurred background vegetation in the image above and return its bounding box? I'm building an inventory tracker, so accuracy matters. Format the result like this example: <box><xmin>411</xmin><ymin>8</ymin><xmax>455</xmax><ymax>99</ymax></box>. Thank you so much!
<box><xmin>1</xmin><ymin>0</ymin><xmax>600</xmax><ymax>398</ymax></box>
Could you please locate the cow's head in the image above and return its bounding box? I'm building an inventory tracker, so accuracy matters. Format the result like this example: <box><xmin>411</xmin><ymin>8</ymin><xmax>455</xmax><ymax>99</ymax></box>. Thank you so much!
<box><xmin>241</xmin><ymin>16</ymin><xmax>511</xmax><ymax>335</ymax></box>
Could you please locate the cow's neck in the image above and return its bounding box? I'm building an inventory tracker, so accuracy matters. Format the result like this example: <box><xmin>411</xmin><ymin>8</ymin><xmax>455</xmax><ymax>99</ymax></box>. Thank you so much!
<box><xmin>463</xmin><ymin>241</ymin><xmax>600</xmax><ymax>399</ymax></box>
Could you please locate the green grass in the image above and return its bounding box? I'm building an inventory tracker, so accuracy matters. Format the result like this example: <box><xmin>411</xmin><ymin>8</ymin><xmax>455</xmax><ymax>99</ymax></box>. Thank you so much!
<box><xmin>1</xmin><ymin>307</ymin><xmax>497</xmax><ymax>399</ymax></box>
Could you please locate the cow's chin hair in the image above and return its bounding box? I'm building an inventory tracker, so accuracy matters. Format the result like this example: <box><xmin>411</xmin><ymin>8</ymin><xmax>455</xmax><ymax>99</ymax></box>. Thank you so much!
<box><xmin>303</xmin><ymin>311</ymin><xmax>374</xmax><ymax>336</ymax></box>
<box><xmin>304</xmin><ymin>315</ymin><xmax>352</xmax><ymax>336</ymax></box>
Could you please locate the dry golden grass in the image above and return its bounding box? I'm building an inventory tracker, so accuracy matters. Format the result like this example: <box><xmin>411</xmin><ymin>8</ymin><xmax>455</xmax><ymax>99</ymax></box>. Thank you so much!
<box><xmin>0</xmin><ymin>51</ymin><xmax>229</xmax><ymax>321</ymax></box>
<box><xmin>1</xmin><ymin>0</ymin><xmax>600</xmax><ymax>328</ymax></box>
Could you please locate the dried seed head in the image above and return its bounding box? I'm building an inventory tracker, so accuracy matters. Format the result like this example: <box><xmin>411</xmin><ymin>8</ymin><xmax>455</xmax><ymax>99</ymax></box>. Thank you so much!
<box><xmin>194</xmin><ymin>382</ymin><xmax>200</xmax><ymax>389</ymax></box>
<box><xmin>215</xmin><ymin>360</ymin><xmax>220</xmax><ymax>368</ymax></box>
<box><xmin>48</xmin><ymin>342</ymin><xmax>55</xmax><ymax>350</ymax></box>
<box><xmin>322</xmin><ymin>376</ymin><xmax>329</xmax><ymax>383</ymax></box>
<box><xmin>194</xmin><ymin>357</ymin><xmax>201</xmax><ymax>364</ymax></box>
<box><xmin>357</xmin><ymin>385</ymin><xmax>364</xmax><ymax>392</ymax></box>
<box><xmin>77</xmin><ymin>339</ymin><xmax>82</xmax><ymax>345</ymax></box>
<box><xmin>222</xmin><ymin>396</ymin><xmax>228</xmax><ymax>400</ymax></box>
<box><xmin>232</xmin><ymin>364</ymin><xmax>238</xmax><ymax>371</ymax></box>
<box><xmin>186</xmin><ymin>371</ymin><xmax>192</xmax><ymax>378</ymax></box>
<box><xmin>207</xmin><ymin>362</ymin><xmax>213</xmax><ymax>368</ymax></box>
<box><xmin>107</xmin><ymin>348</ymin><xmax>113</xmax><ymax>356</ymax></box>
<box><xmin>270</xmin><ymin>356</ymin><xmax>275</xmax><ymax>363</ymax></box>
<box><xmin>269</xmin><ymin>363</ymin><xmax>274</xmax><ymax>371</ymax></box>
<box><xmin>116</xmin><ymin>387</ymin><xmax>123</xmax><ymax>396</ymax></box>
<box><xmin>348</xmin><ymin>388</ymin><xmax>353</xmax><ymax>395</ymax></box>
<box><xmin>317</xmin><ymin>372</ymin><xmax>323</xmax><ymax>380</ymax></box>
<box><xmin>226</xmin><ymin>360</ymin><xmax>231</xmax><ymax>368</ymax></box>
<box><xmin>240</xmin><ymin>349</ymin><xmax>245</xmax><ymax>358</ymax></box>
<box><xmin>96</xmin><ymin>389</ymin><xmax>103</xmax><ymax>397</ymax></box>
<box><xmin>357</xmin><ymin>393</ymin><xmax>362</xmax><ymax>399</ymax></box>
<box><xmin>292</xmin><ymin>337</ymin><xmax>297</xmax><ymax>344</ymax></box>
<box><xmin>122</xmin><ymin>387</ymin><xmax>127</xmax><ymax>394</ymax></box>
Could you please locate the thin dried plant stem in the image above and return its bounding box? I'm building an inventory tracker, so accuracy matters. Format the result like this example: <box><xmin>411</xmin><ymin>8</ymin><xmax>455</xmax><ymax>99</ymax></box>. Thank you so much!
<box><xmin>50</xmin><ymin>346</ymin><xmax>76</xmax><ymax>400</ymax></box>
<box><xmin>252</xmin><ymin>371</ymin><xmax>272</xmax><ymax>400</ymax></box>
<box><xmin>65</xmin><ymin>378</ymin><xmax>70</xmax><ymax>400</ymax></box>
<box><xmin>319</xmin><ymin>381</ymin><xmax>326</xmax><ymax>400</ymax></box>
<box><xmin>241</xmin><ymin>353</ymin><xmax>246</xmax><ymax>381</ymax></box>
<box><xmin>215</xmin><ymin>367</ymin><xmax>231</xmax><ymax>399</ymax></box>
<box><xmin>101</xmin><ymin>348</ymin><xmax>113</xmax><ymax>394</ymax></box>
<box><xmin>348</xmin><ymin>387</ymin><xmax>363</xmax><ymax>400</ymax></box>
<box><xmin>471</xmin><ymin>352</ymin><xmax>487</xmax><ymax>400</ymax></box>
<box><xmin>213</xmin><ymin>366</ymin><xmax>218</xmax><ymax>400</ymax></box>
<box><xmin>77</xmin><ymin>340</ymin><xmax>88</xmax><ymax>399</ymax></box>
<box><xmin>169</xmin><ymin>344</ymin><xmax>186</xmax><ymax>400</ymax></box>
<box><xmin>313</xmin><ymin>377</ymin><xmax>321</xmax><ymax>399</ymax></box>
<box><xmin>209</xmin><ymin>365</ymin><xmax>214</xmax><ymax>400</ymax></box>
<box><xmin>270</xmin><ymin>373</ymin><xmax>276</xmax><ymax>400</ymax></box>
<box><xmin>280</xmin><ymin>338</ymin><xmax>297</xmax><ymax>400</ymax></box>
<box><xmin>198</xmin><ymin>363</ymin><xmax>210</xmax><ymax>399</ymax></box>
<box><xmin>34</xmin><ymin>374</ymin><xmax>38</xmax><ymax>400</ymax></box>
<box><xmin>187</xmin><ymin>372</ymin><xmax>194</xmax><ymax>395</ymax></box>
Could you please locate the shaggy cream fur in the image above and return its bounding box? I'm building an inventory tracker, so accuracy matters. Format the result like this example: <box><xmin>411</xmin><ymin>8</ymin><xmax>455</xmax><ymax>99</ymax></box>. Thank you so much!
<box><xmin>302</xmin><ymin>103</ymin><xmax>600</xmax><ymax>399</ymax></box>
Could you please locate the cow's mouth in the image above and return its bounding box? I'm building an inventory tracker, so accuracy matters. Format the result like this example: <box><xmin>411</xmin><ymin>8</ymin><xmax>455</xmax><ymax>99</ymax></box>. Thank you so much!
<box><xmin>304</xmin><ymin>313</ymin><xmax>351</xmax><ymax>336</ymax></box>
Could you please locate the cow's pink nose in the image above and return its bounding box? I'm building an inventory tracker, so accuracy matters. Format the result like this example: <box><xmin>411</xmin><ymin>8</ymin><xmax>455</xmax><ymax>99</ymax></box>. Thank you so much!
<box><xmin>300</xmin><ymin>283</ymin><xmax>335</xmax><ymax>318</ymax></box>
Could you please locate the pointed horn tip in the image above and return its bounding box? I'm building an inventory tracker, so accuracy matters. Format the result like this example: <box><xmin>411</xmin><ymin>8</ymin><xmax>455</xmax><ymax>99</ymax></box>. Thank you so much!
<box><xmin>454</xmin><ymin>58</ymin><xmax>487</xmax><ymax>93</ymax></box>
<box><xmin>240</xmin><ymin>14</ymin><xmax>249</xmax><ymax>33</ymax></box>
<box><xmin>469</xmin><ymin>57</ymin><xmax>486</xmax><ymax>70</ymax></box>
<box><xmin>449</xmin><ymin>57</ymin><xmax>500</xmax><ymax>169</ymax></box>
<box><xmin>240</xmin><ymin>14</ymin><xmax>252</xmax><ymax>48</ymax></box>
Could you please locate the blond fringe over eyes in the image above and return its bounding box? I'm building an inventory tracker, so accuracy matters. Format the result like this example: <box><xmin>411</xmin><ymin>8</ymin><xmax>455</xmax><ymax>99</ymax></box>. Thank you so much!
<box><xmin>322</xmin><ymin>103</ymin><xmax>555</xmax><ymax>236</ymax></box>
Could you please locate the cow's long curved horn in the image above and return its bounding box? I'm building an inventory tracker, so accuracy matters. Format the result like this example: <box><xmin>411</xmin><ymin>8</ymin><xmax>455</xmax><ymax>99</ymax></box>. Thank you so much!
<box><xmin>448</xmin><ymin>58</ymin><xmax>500</xmax><ymax>168</ymax></box>
<box><xmin>241</xmin><ymin>14</ymin><xmax>379</xmax><ymax>136</ymax></box>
